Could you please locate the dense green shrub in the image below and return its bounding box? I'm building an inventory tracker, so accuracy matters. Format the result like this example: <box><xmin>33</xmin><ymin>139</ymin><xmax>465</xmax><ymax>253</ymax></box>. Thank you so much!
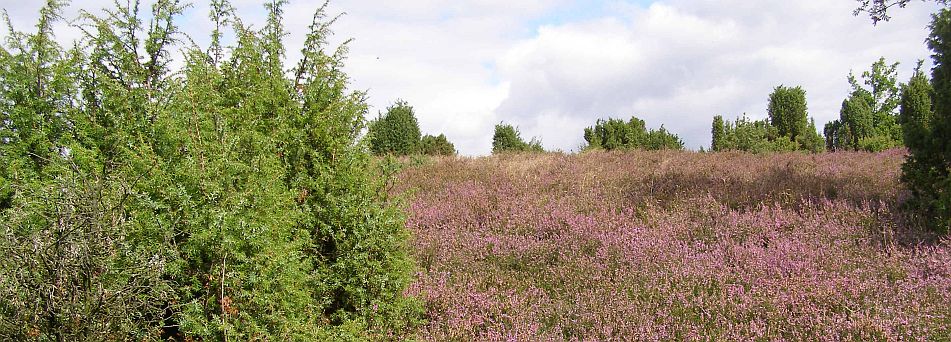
<box><xmin>583</xmin><ymin>116</ymin><xmax>684</xmax><ymax>151</ymax></box>
<box><xmin>711</xmin><ymin>115</ymin><xmax>726</xmax><ymax>152</ymax></box>
<box><xmin>767</xmin><ymin>85</ymin><xmax>809</xmax><ymax>141</ymax></box>
<box><xmin>899</xmin><ymin>63</ymin><xmax>934</xmax><ymax>155</ymax></box>
<box><xmin>0</xmin><ymin>1</ymin><xmax>176</xmax><ymax>339</ymax></box>
<box><xmin>492</xmin><ymin>123</ymin><xmax>544</xmax><ymax>154</ymax></box>
<box><xmin>0</xmin><ymin>0</ymin><xmax>420</xmax><ymax>339</ymax></box>
<box><xmin>710</xmin><ymin>115</ymin><xmax>800</xmax><ymax>153</ymax></box>
<box><xmin>369</xmin><ymin>100</ymin><xmax>422</xmax><ymax>156</ymax></box>
<box><xmin>419</xmin><ymin>134</ymin><xmax>456</xmax><ymax>156</ymax></box>
<box><xmin>797</xmin><ymin>119</ymin><xmax>827</xmax><ymax>153</ymax></box>
<box><xmin>900</xmin><ymin>9</ymin><xmax>951</xmax><ymax>234</ymax></box>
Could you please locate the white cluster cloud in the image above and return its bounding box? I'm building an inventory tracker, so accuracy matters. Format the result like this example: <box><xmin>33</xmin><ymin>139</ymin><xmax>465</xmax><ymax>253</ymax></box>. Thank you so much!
<box><xmin>1</xmin><ymin>0</ymin><xmax>942</xmax><ymax>154</ymax></box>
<box><xmin>492</xmin><ymin>0</ymin><xmax>940</xmax><ymax>151</ymax></box>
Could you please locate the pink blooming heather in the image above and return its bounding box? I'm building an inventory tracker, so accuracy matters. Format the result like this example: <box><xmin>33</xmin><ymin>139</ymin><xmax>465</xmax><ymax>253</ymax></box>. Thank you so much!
<box><xmin>395</xmin><ymin>149</ymin><xmax>950</xmax><ymax>341</ymax></box>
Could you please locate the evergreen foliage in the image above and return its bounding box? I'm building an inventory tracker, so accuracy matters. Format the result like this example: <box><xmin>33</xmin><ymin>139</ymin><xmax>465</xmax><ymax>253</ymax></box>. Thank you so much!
<box><xmin>419</xmin><ymin>134</ymin><xmax>456</xmax><ymax>156</ymax></box>
<box><xmin>799</xmin><ymin>118</ymin><xmax>827</xmax><ymax>153</ymax></box>
<box><xmin>899</xmin><ymin>62</ymin><xmax>934</xmax><ymax>154</ymax></box>
<box><xmin>0</xmin><ymin>0</ymin><xmax>421</xmax><ymax>339</ymax></box>
<box><xmin>583</xmin><ymin>116</ymin><xmax>684</xmax><ymax>151</ymax></box>
<box><xmin>900</xmin><ymin>9</ymin><xmax>951</xmax><ymax>234</ymax></box>
<box><xmin>492</xmin><ymin>123</ymin><xmax>543</xmax><ymax>154</ymax></box>
<box><xmin>368</xmin><ymin>100</ymin><xmax>422</xmax><ymax>156</ymax></box>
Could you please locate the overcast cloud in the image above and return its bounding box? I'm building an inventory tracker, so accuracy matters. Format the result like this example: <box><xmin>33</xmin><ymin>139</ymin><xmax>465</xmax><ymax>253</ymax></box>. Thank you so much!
<box><xmin>1</xmin><ymin>0</ymin><xmax>943</xmax><ymax>155</ymax></box>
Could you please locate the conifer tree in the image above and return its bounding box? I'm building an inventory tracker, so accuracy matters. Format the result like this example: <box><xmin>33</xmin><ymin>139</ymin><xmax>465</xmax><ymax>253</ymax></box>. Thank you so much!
<box><xmin>0</xmin><ymin>0</ymin><xmax>422</xmax><ymax>339</ymax></box>
<box><xmin>902</xmin><ymin>8</ymin><xmax>951</xmax><ymax>233</ymax></box>
<box><xmin>584</xmin><ymin>116</ymin><xmax>684</xmax><ymax>151</ymax></box>
<box><xmin>368</xmin><ymin>100</ymin><xmax>422</xmax><ymax>156</ymax></box>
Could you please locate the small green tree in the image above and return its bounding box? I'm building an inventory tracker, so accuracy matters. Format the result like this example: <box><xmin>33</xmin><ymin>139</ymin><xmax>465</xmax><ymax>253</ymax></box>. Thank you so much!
<box><xmin>823</xmin><ymin>120</ymin><xmax>845</xmax><ymax>151</ymax></box>
<box><xmin>767</xmin><ymin>85</ymin><xmax>809</xmax><ymax>141</ymax></box>
<box><xmin>644</xmin><ymin>126</ymin><xmax>685</xmax><ymax>150</ymax></box>
<box><xmin>798</xmin><ymin>118</ymin><xmax>826</xmax><ymax>153</ymax></box>
<box><xmin>712</xmin><ymin>115</ymin><xmax>726</xmax><ymax>152</ymax></box>
<box><xmin>368</xmin><ymin>100</ymin><xmax>422</xmax><ymax>156</ymax></box>
<box><xmin>841</xmin><ymin>90</ymin><xmax>877</xmax><ymax>148</ymax></box>
<box><xmin>852</xmin><ymin>58</ymin><xmax>902</xmax><ymax>122</ymax></box>
<box><xmin>583</xmin><ymin>118</ymin><xmax>629</xmax><ymax>150</ymax></box>
<box><xmin>899</xmin><ymin>62</ymin><xmax>934</xmax><ymax>154</ymax></box>
<box><xmin>0</xmin><ymin>0</ymin><xmax>177</xmax><ymax>339</ymax></box>
<box><xmin>419</xmin><ymin>134</ymin><xmax>456</xmax><ymax>156</ymax></box>
<box><xmin>492</xmin><ymin>123</ymin><xmax>543</xmax><ymax>154</ymax></box>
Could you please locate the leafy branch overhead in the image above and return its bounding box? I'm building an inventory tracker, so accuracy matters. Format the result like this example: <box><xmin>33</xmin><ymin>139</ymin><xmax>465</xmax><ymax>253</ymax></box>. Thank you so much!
<box><xmin>854</xmin><ymin>0</ymin><xmax>951</xmax><ymax>23</ymax></box>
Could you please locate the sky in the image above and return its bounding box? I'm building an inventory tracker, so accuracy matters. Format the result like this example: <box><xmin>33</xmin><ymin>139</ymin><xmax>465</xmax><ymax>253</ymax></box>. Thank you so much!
<box><xmin>0</xmin><ymin>0</ymin><xmax>944</xmax><ymax>155</ymax></box>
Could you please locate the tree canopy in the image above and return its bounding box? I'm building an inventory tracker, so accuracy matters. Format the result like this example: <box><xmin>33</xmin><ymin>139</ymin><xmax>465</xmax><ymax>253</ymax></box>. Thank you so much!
<box><xmin>583</xmin><ymin>116</ymin><xmax>684</xmax><ymax>151</ymax></box>
<box><xmin>854</xmin><ymin>0</ymin><xmax>951</xmax><ymax>23</ymax></box>
<box><xmin>710</xmin><ymin>115</ymin><xmax>799</xmax><ymax>153</ymax></box>
<box><xmin>900</xmin><ymin>8</ymin><xmax>951</xmax><ymax>233</ymax></box>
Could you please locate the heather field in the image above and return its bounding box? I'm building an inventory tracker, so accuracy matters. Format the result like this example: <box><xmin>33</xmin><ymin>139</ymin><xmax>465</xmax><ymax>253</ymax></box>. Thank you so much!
<box><xmin>394</xmin><ymin>149</ymin><xmax>951</xmax><ymax>341</ymax></box>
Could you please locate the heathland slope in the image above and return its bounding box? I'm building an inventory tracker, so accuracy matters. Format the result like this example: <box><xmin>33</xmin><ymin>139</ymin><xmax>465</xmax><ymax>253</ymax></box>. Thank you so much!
<box><xmin>395</xmin><ymin>149</ymin><xmax>950</xmax><ymax>341</ymax></box>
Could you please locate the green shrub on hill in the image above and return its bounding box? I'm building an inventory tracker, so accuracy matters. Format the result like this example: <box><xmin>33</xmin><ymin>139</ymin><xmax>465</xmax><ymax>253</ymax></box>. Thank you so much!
<box><xmin>711</xmin><ymin>115</ymin><xmax>800</xmax><ymax>153</ymax></box>
<box><xmin>369</xmin><ymin>100</ymin><xmax>422</xmax><ymax>156</ymax></box>
<box><xmin>493</xmin><ymin>123</ymin><xmax>544</xmax><ymax>154</ymax></box>
<box><xmin>583</xmin><ymin>116</ymin><xmax>684</xmax><ymax>151</ymax></box>
<box><xmin>420</xmin><ymin>134</ymin><xmax>457</xmax><ymax>156</ymax></box>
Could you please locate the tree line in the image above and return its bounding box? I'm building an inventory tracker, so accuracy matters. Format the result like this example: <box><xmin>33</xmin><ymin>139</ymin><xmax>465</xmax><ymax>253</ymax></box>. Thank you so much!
<box><xmin>374</xmin><ymin>60</ymin><xmax>914</xmax><ymax>157</ymax></box>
